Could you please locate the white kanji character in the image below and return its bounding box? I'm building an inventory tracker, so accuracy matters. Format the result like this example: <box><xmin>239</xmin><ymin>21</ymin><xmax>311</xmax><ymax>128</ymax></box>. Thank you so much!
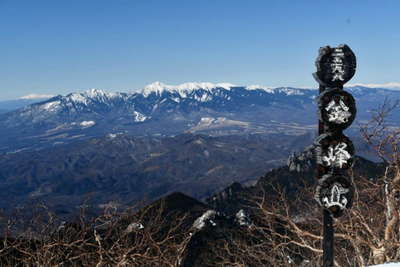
<box><xmin>325</xmin><ymin>99</ymin><xmax>351</xmax><ymax>123</ymax></box>
<box><xmin>332</xmin><ymin>72</ymin><xmax>345</xmax><ymax>81</ymax></box>
<box><xmin>331</xmin><ymin>64</ymin><xmax>344</xmax><ymax>72</ymax></box>
<box><xmin>322</xmin><ymin>183</ymin><xmax>349</xmax><ymax>209</ymax></box>
<box><xmin>322</xmin><ymin>142</ymin><xmax>351</xmax><ymax>168</ymax></box>
<box><xmin>332</xmin><ymin>57</ymin><xmax>343</xmax><ymax>64</ymax></box>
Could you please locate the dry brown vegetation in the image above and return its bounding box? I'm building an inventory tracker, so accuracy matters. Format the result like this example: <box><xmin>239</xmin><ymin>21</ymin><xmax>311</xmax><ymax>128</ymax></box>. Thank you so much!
<box><xmin>2</xmin><ymin>175</ymin><xmax>395</xmax><ymax>267</ymax></box>
<box><xmin>210</xmin><ymin>174</ymin><xmax>398</xmax><ymax>266</ymax></box>
<box><xmin>0</xmin><ymin>200</ymin><xmax>193</xmax><ymax>267</ymax></box>
<box><xmin>211</xmin><ymin>100</ymin><xmax>400</xmax><ymax>267</ymax></box>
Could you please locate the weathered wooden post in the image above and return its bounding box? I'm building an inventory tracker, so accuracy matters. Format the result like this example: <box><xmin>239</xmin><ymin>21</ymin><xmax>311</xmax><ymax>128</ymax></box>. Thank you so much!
<box><xmin>313</xmin><ymin>44</ymin><xmax>357</xmax><ymax>266</ymax></box>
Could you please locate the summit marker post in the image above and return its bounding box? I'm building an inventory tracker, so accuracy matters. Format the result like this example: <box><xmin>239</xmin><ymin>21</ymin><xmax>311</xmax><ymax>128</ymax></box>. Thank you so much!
<box><xmin>313</xmin><ymin>44</ymin><xmax>357</xmax><ymax>267</ymax></box>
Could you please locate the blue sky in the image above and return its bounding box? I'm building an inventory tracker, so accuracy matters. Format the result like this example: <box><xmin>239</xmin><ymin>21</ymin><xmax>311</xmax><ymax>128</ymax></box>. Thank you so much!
<box><xmin>1</xmin><ymin>0</ymin><xmax>400</xmax><ymax>100</ymax></box>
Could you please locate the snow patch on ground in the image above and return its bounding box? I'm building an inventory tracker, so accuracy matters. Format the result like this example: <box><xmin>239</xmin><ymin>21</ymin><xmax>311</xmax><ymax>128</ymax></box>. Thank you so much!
<box><xmin>369</xmin><ymin>263</ymin><xmax>400</xmax><ymax>266</ymax></box>
<box><xmin>278</xmin><ymin>87</ymin><xmax>305</xmax><ymax>96</ymax></box>
<box><xmin>41</xmin><ymin>101</ymin><xmax>61</xmax><ymax>112</ymax></box>
<box><xmin>171</xmin><ymin>97</ymin><xmax>181</xmax><ymax>103</ymax></box>
<box><xmin>80</xmin><ymin>121</ymin><xmax>96</xmax><ymax>127</ymax></box>
<box><xmin>235</xmin><ymin>209</ymin><xmax>252</xmax><ymax>226</ymax></box>
<box><xmin>192</xmin><ymin>210</ymin><xmax>217</xmax><ymax>230</ymax></box>
<box><xmin>198</xmin><ymin>117</ymin><xmax>215</xmax><ymax>127</ymax></box>
<box><xmin>194</xmin><ymin>92</ymin><xmax>213</xmax><ymax>102</ymax></box>
<box><xmin>125</xmin><ymin>222</ymin><xmax>144</xmax><ymax>233</ymax></box>
<box><xmin>108</xmin><ymin>133</ymin><xmax>118</xmax><ymax>139</ymax></box>
<box><xmin>133</xmin><ymin>111</ymin><xmax>148</xmax><ymax>122</ymax></box>
<box><xmin>190</xmin><ymin>117</ymin><xmax>250</xmax><ymax>132</ymax></box>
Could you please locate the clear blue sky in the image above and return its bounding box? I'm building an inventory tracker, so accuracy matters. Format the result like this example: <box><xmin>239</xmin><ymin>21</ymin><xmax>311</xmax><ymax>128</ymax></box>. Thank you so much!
<box><xmin>1</xmin><ymin>0</ymin><xmax>400</xmax><ymax>100</ymax></box>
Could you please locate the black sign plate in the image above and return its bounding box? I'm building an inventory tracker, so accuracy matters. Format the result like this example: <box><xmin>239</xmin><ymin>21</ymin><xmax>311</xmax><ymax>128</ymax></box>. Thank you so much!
<box><xmin>315</xmin><ymin>173</ymin><xmax>354</xmax><ymax>217</ymax></box>
<box><xmin>318</xmin><ymin>88</ymin><xmax>356</xmax><ymax>130</ymax></box>
<box><xmin>313</xmin><ymin>44</ymin><xmax>356</xmax><ymax>87</ymax></box>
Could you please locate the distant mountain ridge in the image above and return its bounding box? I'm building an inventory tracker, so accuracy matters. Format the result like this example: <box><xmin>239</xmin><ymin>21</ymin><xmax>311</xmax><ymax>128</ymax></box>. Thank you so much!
<box><xmin>0</xmin><ymin>82</ymin><xmax>400</xmax><ymax>153</ymax></box>
<box><xmin>0</xmin><ymin>132</ymin><xmax>314</xmax><ymax>217</ymax></box>
<box><xmin>0</xmin><ymin>81</ymin><xmax>398</xmax><ymax>220</ymax></box>
<box><xmin>0</xmin><ymin>97</ymin><xmax>52</xmax><ymax>112</ymax></box>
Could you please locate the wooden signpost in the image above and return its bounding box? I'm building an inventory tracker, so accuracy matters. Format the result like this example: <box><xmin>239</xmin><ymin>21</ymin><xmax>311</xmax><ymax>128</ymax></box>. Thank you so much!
<box><xmin>313</xmin><ymin>44</ymin><xmax>357</xmax><ymax>266</ymax></box>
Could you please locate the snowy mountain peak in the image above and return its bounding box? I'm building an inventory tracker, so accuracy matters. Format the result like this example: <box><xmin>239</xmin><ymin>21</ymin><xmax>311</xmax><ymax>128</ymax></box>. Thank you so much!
<box><xmin>347</xmin><ymin>82</ymin><xmax>400</xmax><ymax>89</ymax></box>
<box><xmin>277</xmin><ymin>87</ymin><xmax>306</xmax><ymax>96</ymax></box>
<box><xmin>14</xmin><ymin>82</ymin><xmax>398</xmax><ymax>124</ymax></box>
<box><xmin>246</xmin><ymin>85</ymin><xmax>275</xmax><ymax>93</ymax></box>
<box><xmin>142</xmin><ymin>82</ymin><xmax>168</xmax><ymax>96</ymax></box>
<box><xmin>141</xmin><ymin>82</ymin><xmax>312</xmax><ymax>97</ymax></box>
<box><xmin>82</xmin><ymin>88</ymin><xmax>122</xmax><ymax>99</ymax></box>
<box><xmin>142</xmin><ymin>81</ymin><xmax>236</xmax><ymax>97</ymax></box>
<box><xmin>245</xmin><ymin>85</ymin><xmax>309</xmax><ymax>95</ymax></box>
<box><xmin>63</xmin><ymin>89</ymin><xmax>122</xmax><ymax>105</ymax></box>
<box><xmin>85</xmin><ymin>88</ymin><xmax>107</xmax><ymax>97</ymax></box>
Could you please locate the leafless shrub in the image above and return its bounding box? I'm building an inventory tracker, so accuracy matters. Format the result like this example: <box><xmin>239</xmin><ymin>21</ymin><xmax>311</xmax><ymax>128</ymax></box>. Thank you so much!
<box><xmin>211</xmin><ymin>100</ymin><xmax>400</xmax><ymax>266</ymax></box>
<box><xmin>0</xmin><ymin>199</ymin><xmax>191</xmax><ymax>267</ymax></box>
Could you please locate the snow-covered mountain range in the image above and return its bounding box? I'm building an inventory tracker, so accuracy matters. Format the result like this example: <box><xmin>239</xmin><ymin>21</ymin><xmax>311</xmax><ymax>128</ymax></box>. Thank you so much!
<box><xmin>0</xmin><ymin>82</ymin><xmax>399</xmax><ymax>153</ymax></box>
